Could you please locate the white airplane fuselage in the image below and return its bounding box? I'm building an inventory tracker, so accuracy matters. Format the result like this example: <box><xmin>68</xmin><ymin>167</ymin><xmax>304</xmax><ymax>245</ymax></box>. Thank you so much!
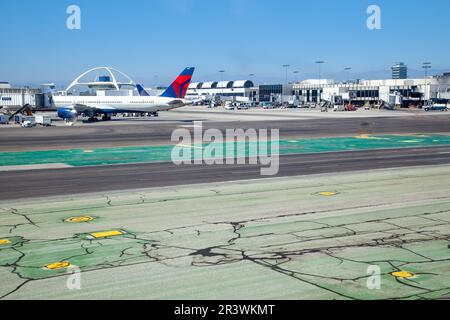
<box><xmin>54</xmin><ymin>95</ymin><xmax>188</xmax><ymax>113</ymax></box>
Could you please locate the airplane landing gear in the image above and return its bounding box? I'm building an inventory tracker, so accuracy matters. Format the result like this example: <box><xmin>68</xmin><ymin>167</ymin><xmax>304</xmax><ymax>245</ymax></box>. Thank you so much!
<box><xmin>102</xmin><ymin>115</ymin><xmax>112</xmax><ymax>121</ymax></box>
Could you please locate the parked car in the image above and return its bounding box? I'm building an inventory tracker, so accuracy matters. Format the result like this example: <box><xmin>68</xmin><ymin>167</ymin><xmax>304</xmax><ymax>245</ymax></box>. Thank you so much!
<box><xmin>260</xmin><ymin>102</ymin><xmax>274</xmax><ymax>109</ymax></box>
<box><xmin>236</xmin><ymin>104</ymin><xmax>250</xmax><ymax>110</ymax></box>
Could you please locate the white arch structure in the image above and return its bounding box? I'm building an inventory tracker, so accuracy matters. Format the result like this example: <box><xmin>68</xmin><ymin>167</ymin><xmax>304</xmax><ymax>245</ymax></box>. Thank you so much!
<box><xmin>65</xmin><ymin>67</ymin><xmax>136</xmax><ymax>92</ymax></box>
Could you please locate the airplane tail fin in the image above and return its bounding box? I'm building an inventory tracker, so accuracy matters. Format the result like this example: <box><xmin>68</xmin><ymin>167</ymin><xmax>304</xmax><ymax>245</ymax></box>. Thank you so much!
<box><xmin>160</xmin><ymin>67</ymin><xmax>195</xmax><ymax>99</ymax></box>
<box><xmin>136</xmin><ymin>84</ymin><xmax>150</xmax><ymax>96</ymax></box>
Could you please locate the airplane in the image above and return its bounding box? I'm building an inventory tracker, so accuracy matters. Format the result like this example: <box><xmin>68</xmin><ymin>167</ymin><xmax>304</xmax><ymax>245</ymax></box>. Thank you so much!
<box><xmin>136</xmin><ymin>84</ymin><xmax>150</xmax><ymax>96</ymax></box>
<box><xmin>54</xmin><ymin>67</ymin><xmax>195</xmax><ymax>124</ymax></box>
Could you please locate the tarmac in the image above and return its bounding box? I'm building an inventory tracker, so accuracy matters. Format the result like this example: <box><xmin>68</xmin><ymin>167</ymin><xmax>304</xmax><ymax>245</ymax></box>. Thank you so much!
<box><xmin>1</xmin><ymin>112</ymin><xmax>450</xmax><ymax>152</ymax></box>
<box><xmin>2</xmin><ymin>142</ymin><xmax>450</xmax><ymax>200</ymax></box>
<box><xmin>1</xmin><ymin>165</ymin><xmax>449</xmax><ymax>299</ymax></box>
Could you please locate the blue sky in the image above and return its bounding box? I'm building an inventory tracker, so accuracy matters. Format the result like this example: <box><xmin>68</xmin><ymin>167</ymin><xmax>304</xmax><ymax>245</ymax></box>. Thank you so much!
<box><xmin>1</xmin><ymin>0</ymin><xmax>449</xmax><ymax>86</ymax></box>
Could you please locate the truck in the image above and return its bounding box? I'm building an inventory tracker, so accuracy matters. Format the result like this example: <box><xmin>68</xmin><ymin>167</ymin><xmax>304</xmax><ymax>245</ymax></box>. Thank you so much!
<box><xmin>424</xmin><ymin>99</ymin><xmax>449</xmax><ymax>112</ymax></box>
<box><xmin>328</xmin><ymin>95</ymin><xmax>345</xmax><ymax>111</ymax></box>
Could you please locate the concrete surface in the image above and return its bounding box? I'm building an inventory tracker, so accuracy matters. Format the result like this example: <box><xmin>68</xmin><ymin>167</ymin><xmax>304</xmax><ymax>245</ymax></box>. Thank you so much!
<box><xmin>0</xmin><ymin>165</ymin><xmax>449</xmax><ymax>300</ymax></box>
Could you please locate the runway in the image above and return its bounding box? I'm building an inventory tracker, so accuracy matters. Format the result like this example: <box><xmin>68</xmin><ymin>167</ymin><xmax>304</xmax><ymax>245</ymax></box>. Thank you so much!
<box><xmin>2</xmin><ymin>146</ymin><xmax>450</xmax><ymax>200</ymax></box>
<box><xmin>1</xmin><ymin>115</ymin><xmax>450</xmax><ymax>151</ymax></box>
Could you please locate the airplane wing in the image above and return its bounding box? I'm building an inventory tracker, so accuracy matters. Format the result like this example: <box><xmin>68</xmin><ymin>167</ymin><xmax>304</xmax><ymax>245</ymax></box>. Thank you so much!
<box><xmin>73</xmin><ymin>104</ymin><xmax>105</xmax><ymax>116</ymax></box>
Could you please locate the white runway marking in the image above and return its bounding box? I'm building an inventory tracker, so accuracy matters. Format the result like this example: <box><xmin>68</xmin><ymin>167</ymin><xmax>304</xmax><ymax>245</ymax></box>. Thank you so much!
<box><xmin>0</xmin><ymin>163</ymin><xmax>73</xmax><ymax>172</ymax></box>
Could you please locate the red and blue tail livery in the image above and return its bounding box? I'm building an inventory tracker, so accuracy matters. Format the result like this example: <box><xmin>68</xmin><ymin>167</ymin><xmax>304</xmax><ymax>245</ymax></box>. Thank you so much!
<box><xmin>160</xmin><ymin>67</ymin><xmax>195</xmax><ymax>99</ymax></box>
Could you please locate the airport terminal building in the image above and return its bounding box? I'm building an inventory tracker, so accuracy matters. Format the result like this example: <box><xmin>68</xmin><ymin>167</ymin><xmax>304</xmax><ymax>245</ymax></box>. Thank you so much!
<box><xmin>186</xmin><ymin>80</ymin><xmax>295</xmax><ymax>104</ymax></box>
<box><xmin>0</xmin><ymin>82</ymin><xmax>45</xmax><ymax>108</ymax></box>
<box><xmin>186</xmin><ymin>73</ymin><xmax>450</xmax><ymax>107</ymax></box>
<box><xmin>186</xmin><ymin>80</ymin><xmax>254</xmax><ymax>100</ymax></box>
<box><xmin>293</xmin><ymin>74</ymin><xmax>450</xmax><ymax>106</ymax></box>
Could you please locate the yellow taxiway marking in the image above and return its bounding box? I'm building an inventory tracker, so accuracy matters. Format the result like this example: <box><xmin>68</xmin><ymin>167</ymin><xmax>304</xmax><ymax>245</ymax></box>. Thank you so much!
<box><xmin>90</xmin><ymin>230</ymin><xmax>124</xmax><ymax>239</ymax></box>
<box><xmin>391</xmin><ymin>271</ymin><xmax>415</xmax><ymax>279</ymax></box>
<box><xmin>44</xmin><ymin>262</ymin><xmax>71</xmax><ymax>270</ymax></box>
<box><xmin>65</xmin><ymin>216</ymin><xmax>94</xmax><ymax>223</ymax></box>
<box><xmin>0</xmin><ymin>239</ymin><xmax>11</xmax><ymax>245</ymax></box>
<box><xmin>318</xmin><ymin>191</ymin><xmax>339</xmax><ymax>197</ymax></box>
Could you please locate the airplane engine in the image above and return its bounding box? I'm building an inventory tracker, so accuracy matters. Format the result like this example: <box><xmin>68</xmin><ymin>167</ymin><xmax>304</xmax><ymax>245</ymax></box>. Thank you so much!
<box><xmin>57</xmin><ymin>108</ymin><xmax>78</xmax><ymax>125</ymax></box>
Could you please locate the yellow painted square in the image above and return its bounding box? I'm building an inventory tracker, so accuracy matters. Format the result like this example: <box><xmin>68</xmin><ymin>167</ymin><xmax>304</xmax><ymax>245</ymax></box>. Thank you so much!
<box><xmin>0</xmin><ymin>239</ymin><xmax>11</xmax><ymax>245</ymax></box>
<box><xmin>318</xmin><ymin>192</ymin><xmax>338</xmax><ymax>196</ymax></box>
<box><xmin>90</xmin><ymin>230</ymin><xmax>124</xmax><ymax>239</ymax></box>
<box><xmin>45</xmin><ymin>262</ymin><xmax>71</xmax><ymax>270</ymax></box>
<box><xmin>65</xmin><ymin>216</ymin><xmax>94</xmax><ymax>223</ymax></box>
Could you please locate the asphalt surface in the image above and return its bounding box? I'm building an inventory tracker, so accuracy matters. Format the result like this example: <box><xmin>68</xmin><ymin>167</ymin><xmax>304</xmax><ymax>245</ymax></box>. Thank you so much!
<box><xmin>1</xmin><ymin>116</ymin><xmax>450</xmax><ymax>151</ymax></box>
<box><xmin>2</xmin><ymin>146</ymin><xmax>450</xmax><ymax>201</ymax></box>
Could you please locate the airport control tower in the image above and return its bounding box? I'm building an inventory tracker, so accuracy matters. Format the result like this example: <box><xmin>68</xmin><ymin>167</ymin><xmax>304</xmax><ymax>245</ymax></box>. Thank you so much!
<box><xmin>392</xmin><ymin>62</ymin><xmax>408</xmax><ymax>79</ymax></box>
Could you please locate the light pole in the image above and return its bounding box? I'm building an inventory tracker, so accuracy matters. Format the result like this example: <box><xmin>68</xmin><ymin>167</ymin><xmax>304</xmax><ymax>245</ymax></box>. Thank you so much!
<box><xmin>249</xmin><ymin>73</ymin><xmax>255</xmax><ymax>84</ymax></box>
<box><xmin>249</xmin><ymin>74</ymin><xmax>255</xmax><ymax>101</ymax></box>
<box><xmin>422</xmin><ymin>62</ymin><xmax>431</xmax><ymax>103</ymax></box>
<box><xmin>344</xmin><ymin>67</ymin><xmax>352</xmax><ymax>83</ymax></box>
<box><xmin>218</xmin><ymin>70</ymin><xmax>225</xmax><ymax>82</ymax></box>
<box><xmin>315</xmin><ymin>61</ymin><xmax>325</xmax><ymax>102</ymax></box>
<box><xmin>344</xmin><ymin>67</ymin><xmax>352</xmax><ymax>105</ymax></box>
<box><xmin>282</xmin><ymin>65</ymin><xmax>290</xmax><ymax>105</ymax></box>
<box><xmin>293</xmin><ymin>70</ymin><xmax>300</xmax><ymax>83</ymax></box>
<box><xmin>282</xmin><ymin>64</ymin><xmax>290</xmax><ymax>85</ymax></box>
<box><xmin>218</xmin><ymin>70</ymin><xmax>225</xmax><ymax>100</ymax></box>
